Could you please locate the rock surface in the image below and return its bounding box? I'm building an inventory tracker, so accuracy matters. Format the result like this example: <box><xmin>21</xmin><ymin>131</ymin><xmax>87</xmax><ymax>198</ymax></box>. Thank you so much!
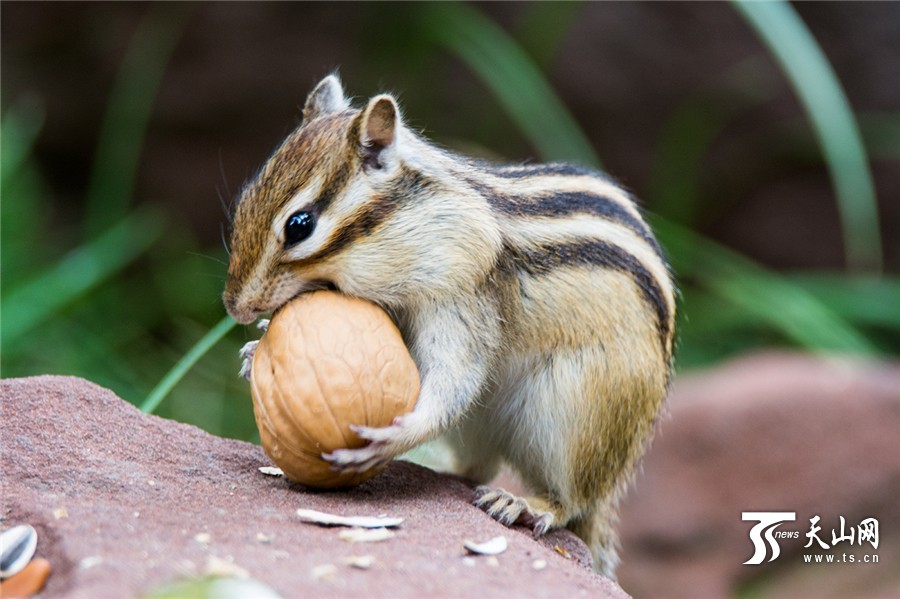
<box><xmin>5</xmin><ymin>352</ymin><xmax>898</xmax><ymax>598</ymax></box>
<box><xmin>617</xmin><ymin>352</ymin><xmax>900</xmax><ymax>598</ymax></box>
<box><xmin>1</xmin><ymin>376</ymin><xmax>625</xmax><ymax>599</ymax></box>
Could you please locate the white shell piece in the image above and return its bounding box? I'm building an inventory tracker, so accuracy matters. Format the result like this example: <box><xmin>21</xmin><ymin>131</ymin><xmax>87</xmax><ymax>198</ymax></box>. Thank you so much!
<box><xmin>342</xmin><ymin>555</ymin><xmax>375</xmax><ymax>569</ymax></box>
<box><xmin>337</xmin><ymin>528</ymin><xmax>396</xmax><ymax>543</ymax></box>
<box><xmin>258</xmin><ymin>466</ymin><xmax>284</xmax><ymax>477</ymax></box>
<box><xmin>206</xmin><ymin>577</ymin><xmax>282</xmax><ymax>599</ymax></box>
<box><xmin>204</xmin><ymin>554</ymin><xmax>250</xmax><ymax>579</ymax></box>
<box><xmin>463</xmin><ymin>536</ymin><xmax>508</xmax><ymax>556</ymax></box>
<box><xmin>295</xmin><ymin>508</ymin><xmax>403</xmax><ymax>528</ymax></box>
<box><xmin>79</xmin><ymin>556</ymin><xmax>104</xmax><ymax>570</ymax></box>
<box><xmin>311</xmin><ymin>564</ymin><xmax>338</xmax><ymax>581</ymax></box>
<box><xmin>0</xmin><ymin>524</ymin><xmax>38</xmax><ymax>578</ymax></box>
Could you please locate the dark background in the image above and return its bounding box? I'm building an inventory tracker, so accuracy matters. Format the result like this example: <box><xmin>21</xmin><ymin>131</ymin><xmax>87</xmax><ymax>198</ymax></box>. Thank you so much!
<box><xmin>2</xmin><ymin>1</ymin><xmax>898</xmax><ymax>436</ymax></box>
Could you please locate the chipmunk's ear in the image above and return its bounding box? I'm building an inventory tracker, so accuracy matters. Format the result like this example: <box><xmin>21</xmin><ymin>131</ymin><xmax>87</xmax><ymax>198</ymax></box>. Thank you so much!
<box><xmin>358</xmin><ymin>94</ymin><xmax>400</xmax><ymax>170</ymax></box>
<box><xmin>303</xmin><ymin>75</ymin><xmax>349</xmax><ymax>122</ymax></box>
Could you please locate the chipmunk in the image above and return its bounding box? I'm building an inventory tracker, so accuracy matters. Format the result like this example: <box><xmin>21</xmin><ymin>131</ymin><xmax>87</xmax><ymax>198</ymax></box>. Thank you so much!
<box><xmin>223</xmin><ymin>75</ymin><xmax>675</xmax><ymax>577</ymax></box>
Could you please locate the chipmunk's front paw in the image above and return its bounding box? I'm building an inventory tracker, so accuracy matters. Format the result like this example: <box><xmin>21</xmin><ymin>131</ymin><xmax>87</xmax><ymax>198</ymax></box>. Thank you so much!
<box><xmin>473</xmin><ymin>486</ymin><xmax>554</xmax><ymax>537</ymax></box>
<box><xmin>237</xmin><ymin>320</ymin><xmax>270</xmax><ymax>380</ymax></box>
<box><xmin>321</xmin><ymin>417</ymin><xmax>408</xmax><ymax>473</ymax></box>
<box><xmin>238</xmin><ymin>340</ymin><xmax>259</xmax><ymax>380</ymax></box>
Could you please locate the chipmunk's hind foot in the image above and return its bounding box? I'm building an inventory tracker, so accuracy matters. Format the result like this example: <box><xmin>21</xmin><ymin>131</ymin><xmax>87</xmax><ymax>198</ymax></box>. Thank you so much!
<box><xmin>473</xmin><ymin>485</ymin><xmax>555</xmax><ymax>537</ymax></box>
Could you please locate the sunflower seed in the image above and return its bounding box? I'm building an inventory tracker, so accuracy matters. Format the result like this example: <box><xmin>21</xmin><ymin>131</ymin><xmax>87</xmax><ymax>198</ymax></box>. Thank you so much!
<box><xmin>0</xmin><ymin>524</ymin><xmax>38</xmax><ymax>578</ymax></box>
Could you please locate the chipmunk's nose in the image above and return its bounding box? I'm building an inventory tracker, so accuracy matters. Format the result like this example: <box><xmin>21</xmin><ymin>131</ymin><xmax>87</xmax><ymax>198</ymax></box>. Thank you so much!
<box><xmin>222</xmin><ymin>291</ymin><xmax>259</xmax><ymax>325</ymax></box>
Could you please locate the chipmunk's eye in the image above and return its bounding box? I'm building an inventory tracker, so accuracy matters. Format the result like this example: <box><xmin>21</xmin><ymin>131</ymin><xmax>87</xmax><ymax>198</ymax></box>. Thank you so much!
<box><xmin>284</xmin><ymin>211</ymin><xmax>315</xmax><ymax>247</ymax></box>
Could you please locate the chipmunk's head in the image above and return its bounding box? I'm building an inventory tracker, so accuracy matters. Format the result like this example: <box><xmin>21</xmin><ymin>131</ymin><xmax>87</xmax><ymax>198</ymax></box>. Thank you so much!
<box><xmin>223</xmin><ymin>75</ymin><xmax>425</xmax><ymax>324</ymax></box>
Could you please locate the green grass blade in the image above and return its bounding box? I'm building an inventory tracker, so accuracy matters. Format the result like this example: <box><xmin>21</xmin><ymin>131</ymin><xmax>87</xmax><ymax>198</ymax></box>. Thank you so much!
<box><xmin>2</xmin><ymin>100</ymin><xmax>48</xmax><ymax>282</ymax></box>
<box><xmin>422</xmin><ymin>2</ymin><xmax>600</xmax><ymax>168</ymax></box>
<box><xmin>2</xmin><ymin>207</ymin><xmax>166</xmax><ymax>345</ymax></box>
<box><xmin>83</xmin><ymin>2</ymin><xmax>195</xmax><ymax>238</ymax></box>
<box><xmin>732</xmin><ymin>0</ymin><xmax>882</xmax><ymax>272</ymax></box>
<box><xmin>514</xmin><ymin>1</ymin><xmax>585</xmax><ymax>72</ymax></box>
<box><xmin>652</xmin><ymin>100</ymin><xmax>737</xmax><ymax>225</ymax></box>
<box><xmin>1</xmin><ymin>99</ymin><xmax>45</xmax><ymax>181</ymax></box>
<box><xmin>787</xmin><ymin>274</ymin><xmax>900</xmax><ymax>330</ymax></box>
<box><xmin>654</xmin><ymin>218</ymin><xmax>877</xmax><ymax>353</ymax></box>
<box><xmin>140</xmin><ymin>315</ymin><xmax>237</xmax><ymax>414</ymax></box>
<box><xmin>650</xmin><ymin>58</ymin><xmax>777</xmax><ymax>225</ymax></box>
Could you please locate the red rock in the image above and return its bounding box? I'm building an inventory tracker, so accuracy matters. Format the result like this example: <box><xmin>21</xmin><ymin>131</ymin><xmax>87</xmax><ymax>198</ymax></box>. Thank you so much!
<box><xmin>0</xmin><ymin>376</ymin><xmax>626</xmax><ymax>598</ymax></box>
<box><xmin>617</xmin><ymin>352</ymin><xmax>900</xmax><ymax>598</ymax></box>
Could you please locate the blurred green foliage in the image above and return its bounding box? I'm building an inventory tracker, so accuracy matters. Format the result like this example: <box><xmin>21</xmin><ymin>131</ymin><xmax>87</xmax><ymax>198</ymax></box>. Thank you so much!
<box><xmin>1</xmin><ymin>1</ymin><xmax>897</xmax><ymax>442</ymax></box>
<box><xmin>1</xmin><ymin>4</ymin><xmax>255</xmax><ymax>441</ymax></box>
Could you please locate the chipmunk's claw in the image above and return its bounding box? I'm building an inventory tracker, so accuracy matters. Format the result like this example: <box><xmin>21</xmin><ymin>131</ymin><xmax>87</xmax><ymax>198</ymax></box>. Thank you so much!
<box><xmin>321</xmin><ymin>445</ymin><xmax>392</xmax><ymax>473</ymax></box>
<box><xmin>473</xmin><ymin>486</ymin><xmax>554</xmax><ymax>537</ymax></box>
<box><xmin>321</xmin><ymin>417</ymin><xmax>408</xmax><ymax>473</ymax></box>
<box><xmin>237</xmin><ymin>320</ymin><xmax>269</xmax><ymax>380</ymax></box>
<box><xmin>239</xmin><ymin>340</ymin><xmax>259</xmax><ymax>380</ymax></box>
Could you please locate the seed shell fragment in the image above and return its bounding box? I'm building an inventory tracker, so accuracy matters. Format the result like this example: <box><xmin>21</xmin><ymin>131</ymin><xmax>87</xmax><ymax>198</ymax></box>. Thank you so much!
<box><xmin>258</xmin><ymin>466</ymin><xmax>284</xmax><ymax>477</ymax></box>
<box><xmin>342</xmin><ymin>555</ymin><xmax>375</xmax><ymax>569</ymax></box>
<box><xmin>311</xmin><ymin>564</ymin><xmax>338</xmax><ymax>581</ymax></box>
<box><xmin>295</xmin><ymin>508</ymin><xmax>402</xmax><ymax>528</ymax></box>
<box><xmin>463</xmin><ymin>536</ymin><xmax>508</xmax><ymax>556</ymax></box>
<box><xmin>337</xmin><ymin>528</ymin><xmax>395</xmax><ymax>543</ymax></box>
<box><xmin>0</xmin><ymin>525</ymin><xmax>38</xmax><ymax>578</ymax></box>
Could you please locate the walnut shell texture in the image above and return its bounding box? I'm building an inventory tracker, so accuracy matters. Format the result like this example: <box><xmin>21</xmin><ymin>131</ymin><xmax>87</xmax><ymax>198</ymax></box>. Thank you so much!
<box><xmin>250</xmin><ymin>291</ymin><xmax>419</xmax><ymax>488</ymax></box>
